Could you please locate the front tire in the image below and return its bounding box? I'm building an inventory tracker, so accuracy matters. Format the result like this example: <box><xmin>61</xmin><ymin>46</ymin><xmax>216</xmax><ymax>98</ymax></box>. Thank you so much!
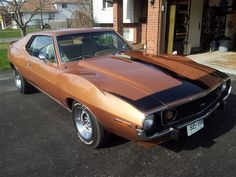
<box><xmin>13</xmin><ymin>69</ymin><xmax>32</xmax><ymax>94</ymax></box>
<box><xmin>72</xmin><ymin>101</ymin><xmax>109</xmax><ymax>148</ymax></box>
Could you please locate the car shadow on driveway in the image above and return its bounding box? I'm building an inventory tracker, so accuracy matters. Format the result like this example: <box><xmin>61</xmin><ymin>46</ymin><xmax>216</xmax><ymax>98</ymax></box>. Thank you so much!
<box><xmin>160</xmin><ymin>93</ymin><xmax>236</xmax><ymax>152</ymax></box>
<box><xmin>105</xmin><ymin>134</ymin><xmax>129</xmax><ymax>148</ymax></box>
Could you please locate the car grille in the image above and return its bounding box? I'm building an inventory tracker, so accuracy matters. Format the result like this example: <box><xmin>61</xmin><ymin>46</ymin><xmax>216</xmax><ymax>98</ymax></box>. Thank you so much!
<box><xmin>145</xmin><ymin>81</ymin><xmax>231</xmax><ymax>137</ymax></box>
<box><xmin>161</xmin><ymin>85</ymin><xmax>222</xmax><ymax>126</ymax></box>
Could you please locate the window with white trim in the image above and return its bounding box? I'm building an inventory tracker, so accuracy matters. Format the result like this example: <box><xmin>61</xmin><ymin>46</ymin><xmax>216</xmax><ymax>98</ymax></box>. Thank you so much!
<box><xmin>62</xmin><ymin>3</ymin><xmax>67</xmax><ymax>8</ymax></box>
<box><xmin>103</xmin><ymin>0</ymin><xmax>113</xmax><ymax>9</ymax></box>
<box><xmin>123</xmin><ymin>28</ymin><xmax>134</xmax><ymax>42</ymax></box>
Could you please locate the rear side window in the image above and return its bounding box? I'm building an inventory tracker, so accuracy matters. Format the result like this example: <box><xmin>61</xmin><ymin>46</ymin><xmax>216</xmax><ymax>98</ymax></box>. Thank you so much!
<box><xmin>27</xmin><ymin>36</ymin><xmax>56</xmax><ymax>63</ymax></box>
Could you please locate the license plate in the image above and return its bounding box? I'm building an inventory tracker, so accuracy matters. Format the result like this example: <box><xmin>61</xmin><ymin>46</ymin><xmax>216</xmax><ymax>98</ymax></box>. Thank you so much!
<box><xmin>187</xmin><ymin>119</ymin><xmax>204</xmax><ymax>136</ymax></box>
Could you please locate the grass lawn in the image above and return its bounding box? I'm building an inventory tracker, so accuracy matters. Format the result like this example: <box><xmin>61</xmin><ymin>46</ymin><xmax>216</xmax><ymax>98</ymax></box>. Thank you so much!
<box><xmin>0</xmin><ymin>28</ymin><xmax>41</xmax><ymax>70</ymax></box>
<box><xmin>0</xmin><ymin>28</ymin><xmax>41</xmax><ymax>39</ymax></box>
<box><xmin>0</xmin><ymin>42</ymin><xmax>10</xmax><ymax>70</ymax></box>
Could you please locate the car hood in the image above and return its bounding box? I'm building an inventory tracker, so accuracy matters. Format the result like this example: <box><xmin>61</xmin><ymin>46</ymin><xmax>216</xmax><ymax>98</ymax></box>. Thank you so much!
<box><xmin>65</xmin><ymin>51</ymin><xmax>227</xmax><ymax>112</ymax></box>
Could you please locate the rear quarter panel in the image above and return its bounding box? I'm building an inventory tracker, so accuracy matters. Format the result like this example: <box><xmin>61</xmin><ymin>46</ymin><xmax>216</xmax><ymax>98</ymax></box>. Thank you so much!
<box><xmin>8</xmin><ymin>35</ymin><xmax>32</xmax><ymax>79</ymax></box>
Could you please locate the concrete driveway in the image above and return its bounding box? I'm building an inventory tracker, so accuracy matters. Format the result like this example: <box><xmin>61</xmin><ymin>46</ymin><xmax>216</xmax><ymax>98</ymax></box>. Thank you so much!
<box><xmin>188</xmin><ymin>51</ymin><xmax>236</xmax><ymax>75</ymax></box>
<box><xmin>0</xmin><ymin>70</ymin><xmax>236</xmax><ymax>177</ymax></box>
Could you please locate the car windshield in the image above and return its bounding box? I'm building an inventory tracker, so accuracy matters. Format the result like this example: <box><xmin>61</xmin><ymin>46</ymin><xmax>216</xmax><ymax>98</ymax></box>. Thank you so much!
<box><xmin>57</xmin><ymin>31</ymin><xmax>132</xmax><ymax>62</ymax></box>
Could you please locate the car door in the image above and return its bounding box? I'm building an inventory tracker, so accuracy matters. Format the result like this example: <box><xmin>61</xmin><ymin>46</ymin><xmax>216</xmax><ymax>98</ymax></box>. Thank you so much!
<box><xmin>25</xmin><ymin>35</ymin><xmax>59</xmax><ymax>100</ymax></box>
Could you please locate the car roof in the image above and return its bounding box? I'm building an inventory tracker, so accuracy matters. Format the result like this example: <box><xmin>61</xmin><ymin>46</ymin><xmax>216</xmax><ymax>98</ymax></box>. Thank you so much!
<box><xmin>30</xmin><ymin>28</ymin><xmax>114</xmax><ymax>36</ymax></box>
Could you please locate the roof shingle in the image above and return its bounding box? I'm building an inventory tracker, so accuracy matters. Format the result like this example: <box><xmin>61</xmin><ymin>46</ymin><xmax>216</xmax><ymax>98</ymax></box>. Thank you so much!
<box><xmin>21</xmin><ymin>0</ymin><xmax>56</xmax><ymax>13</ymax></box>
<box><xmin>21</xmin><ymin>0</ymin><xmax>88</xmax><ymax>13</ymax></box>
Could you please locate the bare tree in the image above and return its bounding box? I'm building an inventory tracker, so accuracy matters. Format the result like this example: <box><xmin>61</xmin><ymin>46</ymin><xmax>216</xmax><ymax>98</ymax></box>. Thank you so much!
<box><xmin>80</xmin><ymin>0</ymin><xmax>93</xmax><ymax>26</ymax></box>
<box><xmin>0</xmin><ymin>0</ymin><xmax>42</xmax><ymax>37</ymax></box>
<box><xmin>70</xmin><ymin>10</ymin><xmax>93</xmax><ymax>28</ymax></box>
<box><xmin>69</xmin><ymin>0</ymin><xmax>94</xmax><ymax>28</ymax></box>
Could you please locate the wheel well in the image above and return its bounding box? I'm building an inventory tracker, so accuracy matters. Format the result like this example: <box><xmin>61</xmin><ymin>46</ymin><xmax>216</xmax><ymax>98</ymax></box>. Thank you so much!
<box><xmin>9</xmin><ymin>63</ymin><xmax>15</xmax><ymax>70</ymax></box>
<box><xmin>66</xmin><ymin>98</ymin><xmax>74</xmax><ymax>110</ymax></box>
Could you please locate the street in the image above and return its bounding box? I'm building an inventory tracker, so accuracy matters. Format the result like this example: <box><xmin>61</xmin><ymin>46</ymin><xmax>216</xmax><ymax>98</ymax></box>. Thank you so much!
<box><xmin>0</xmin><ymin>70</ymin><xmax>236</xmax><ymax>177</ymax></box>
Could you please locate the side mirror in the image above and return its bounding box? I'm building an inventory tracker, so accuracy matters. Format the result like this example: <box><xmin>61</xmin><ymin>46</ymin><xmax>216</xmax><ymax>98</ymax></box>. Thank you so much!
<box><xmin>38</xmin><ymin>54</ymin><xmax>48</xmax><ymax>63</ymax></box>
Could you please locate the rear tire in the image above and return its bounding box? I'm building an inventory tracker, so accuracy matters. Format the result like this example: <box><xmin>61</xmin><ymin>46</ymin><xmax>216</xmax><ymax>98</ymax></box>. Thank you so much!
<box><xmin>72</xmin><ymin>101</ymin><xmax>109</xmax><ymax>148</ymax></box>
<box><xmin>13</xmin><ymin>69</ymin><xmax>32</xmax><ymax>94</ymax></box>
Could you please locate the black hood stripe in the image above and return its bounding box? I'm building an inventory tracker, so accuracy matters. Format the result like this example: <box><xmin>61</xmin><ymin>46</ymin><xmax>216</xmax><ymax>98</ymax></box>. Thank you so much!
<box><xmin>108</xmin><ymin>91</ymin><xmax>163</xmax><ymax>112</ymax></box>
<box><xmin>108</xmin><ymin>81</ymin><xmax>202</xmax><ymax>112</ymax></box>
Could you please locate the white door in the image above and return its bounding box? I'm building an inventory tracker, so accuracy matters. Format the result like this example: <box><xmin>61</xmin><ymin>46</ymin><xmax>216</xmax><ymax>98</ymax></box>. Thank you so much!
<box><xmin>188</xmin><ymin>0</ymin><xmax>204</xmax><ymax>48</ymax></box>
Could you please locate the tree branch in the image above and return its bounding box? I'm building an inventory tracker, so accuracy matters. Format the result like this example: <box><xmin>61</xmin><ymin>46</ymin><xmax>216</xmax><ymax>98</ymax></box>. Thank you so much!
<box><xmin>0</xmin><ymin>0</ymin><xmax>11</xmax><ymax>16</ymax></box>
<box><xmin>0</xmin><ymin>0</ymin><xmax>42</xmax><ymax>36</ymax></box>
<box><xmin>24</xmin><ymin>7</ymin><xmax>40</xmax><ymax>25</ymax></box>
<box><xmin>19</xmin><ymin>0</ymin><xmax>28</xmax><ymax>9</ymax></box>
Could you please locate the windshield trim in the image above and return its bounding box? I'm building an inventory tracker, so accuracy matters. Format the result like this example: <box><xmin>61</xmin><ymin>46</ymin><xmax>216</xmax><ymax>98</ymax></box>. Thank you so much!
<box><xmin>55</xmin><ymin>30</ymin><xmax>134</xmax><ymax>64</ymax></box>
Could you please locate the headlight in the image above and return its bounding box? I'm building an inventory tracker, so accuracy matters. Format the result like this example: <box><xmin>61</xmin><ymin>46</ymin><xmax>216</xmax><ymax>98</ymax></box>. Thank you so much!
<box><xmin>221</xmin><ymin>82</ymin><xmax>227</xmax><ymax>92</ymax></box>
<box><xmin>143</xmin><ymin>114</ymin><xmax>154</xmax><ymax>130</ymax></box>
<box><xmin>162</xmin><ymin>109</ymin><xmax>177</xmax><ymax>123</ymax></box>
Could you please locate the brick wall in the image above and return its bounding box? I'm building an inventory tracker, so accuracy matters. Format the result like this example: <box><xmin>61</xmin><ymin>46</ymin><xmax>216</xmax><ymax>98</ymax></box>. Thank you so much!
<box><xmin>146</xmin><ymin>0</ymin><xmax>162</xmax><ymax>54</ymax></box>
<box><xmin>113</xmin><ymin>0</ymin><xmax>123</xmax><ymax>35</ymax></box>
<box><xmin>112</xmin><ymin>0</ymin><xmax>149</xmax><ymax>47</ymax></box>
<box><xmin>112</xmin><ymin>0</ymin><xmax>162</xmax><ymax>54</ymax></box>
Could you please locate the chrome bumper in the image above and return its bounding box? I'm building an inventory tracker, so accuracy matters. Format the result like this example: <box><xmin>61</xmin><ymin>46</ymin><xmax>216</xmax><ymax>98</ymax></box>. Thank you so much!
<box><xmin>223</xmin><ymin>86</ymin><xmax>232</xmax><ymax>101</ymax></box>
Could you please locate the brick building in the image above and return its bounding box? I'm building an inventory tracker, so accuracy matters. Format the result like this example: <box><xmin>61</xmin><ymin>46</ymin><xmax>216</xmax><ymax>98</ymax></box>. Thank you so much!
<box><xmin>97</xmin><ymin>0</ymin><xmax>236</xmax><ymax>55</ymax></box>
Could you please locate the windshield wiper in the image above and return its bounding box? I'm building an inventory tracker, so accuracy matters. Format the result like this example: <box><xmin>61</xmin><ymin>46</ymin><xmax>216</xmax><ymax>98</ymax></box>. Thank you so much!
<box><xmin>114</xmin><ymin>49</ymin><xmax>130</xmax><ymax>55</ymax></box>
<box><xmin>69</xmin><ymin>54</ymin><xmax>94</xmax><ymax>62</ymax></box>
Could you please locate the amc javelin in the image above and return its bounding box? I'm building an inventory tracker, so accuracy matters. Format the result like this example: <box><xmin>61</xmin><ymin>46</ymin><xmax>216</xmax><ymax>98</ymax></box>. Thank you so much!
<box><xmin>8</xmin><ymin>28</ymin><xmax>231</xmax><ymax>148</ymax></box>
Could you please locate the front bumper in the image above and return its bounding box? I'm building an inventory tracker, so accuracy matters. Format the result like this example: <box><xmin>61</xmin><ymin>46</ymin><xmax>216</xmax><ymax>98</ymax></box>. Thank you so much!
<box><xmin>136</xmin><ymin>86</ymin><xmax>232</xmax><ymax>141</ymax></box>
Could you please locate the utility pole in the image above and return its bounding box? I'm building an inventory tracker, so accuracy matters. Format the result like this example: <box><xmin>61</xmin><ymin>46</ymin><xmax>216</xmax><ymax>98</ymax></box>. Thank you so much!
<box><xmin>39</xmin><ymin>0</ymin><xmax>44</xmax><ymax>30</ymax></box>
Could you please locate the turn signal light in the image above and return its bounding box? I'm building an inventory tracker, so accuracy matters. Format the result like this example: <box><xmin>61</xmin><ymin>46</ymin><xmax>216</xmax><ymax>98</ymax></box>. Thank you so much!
<box><xmin>162</xmin><ymin>109</ymin><xmax>177</xmax><ymax>123</ymax></box>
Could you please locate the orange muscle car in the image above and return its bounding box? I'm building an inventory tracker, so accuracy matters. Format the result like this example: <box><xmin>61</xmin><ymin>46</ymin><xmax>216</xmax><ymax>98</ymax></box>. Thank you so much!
<box><xmin>8</xmin><ymin>28</ymin><xmax>232</xmax><ymax>148</ymax></box>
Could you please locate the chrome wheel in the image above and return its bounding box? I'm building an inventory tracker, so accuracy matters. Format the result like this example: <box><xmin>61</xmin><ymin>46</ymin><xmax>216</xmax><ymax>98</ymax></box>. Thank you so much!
<box><xmin>14</xmin><ymin>71</ymin><xmax>22</xmax><ymax>90</ymax></box>
<box><xmin>74</xmin><ymin>108</ymin><xmax>92</xmax><ymax>140</ymax></box>
<box><xmin>12</xmin><ymin>69</ymin><xmax>33</xmax><ymax>94</ymax></box>
<box><xmin>72</xmin><ymin>101</ymin><xmax>109</xmax><ymax>148</ymax></box>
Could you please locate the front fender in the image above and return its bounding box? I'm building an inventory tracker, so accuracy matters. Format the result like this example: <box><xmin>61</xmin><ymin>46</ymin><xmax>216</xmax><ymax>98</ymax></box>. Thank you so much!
<box><xmin>57</xmin><ymin>72</ymin><xmax>145</xmax><ymax>140</ymax></box>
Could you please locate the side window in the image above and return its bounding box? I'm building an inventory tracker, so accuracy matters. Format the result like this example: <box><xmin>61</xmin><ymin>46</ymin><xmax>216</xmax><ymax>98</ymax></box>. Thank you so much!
<box><xmin>27</xmin><ymin>36</ymin><xmax>57</xmax><ymax>63</ymax></box>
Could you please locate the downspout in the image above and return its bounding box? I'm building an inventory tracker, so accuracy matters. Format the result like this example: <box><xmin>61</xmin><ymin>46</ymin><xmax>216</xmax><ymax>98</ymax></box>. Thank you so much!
<box><xmin>145</xmin><ymin>1</ymin><xmax>148</xmax><ymax>52</ymax></box>
<box><xmin>158</xmin><ymin>0</ymin><xmax>164</xmax><ymax>54</ymax></box>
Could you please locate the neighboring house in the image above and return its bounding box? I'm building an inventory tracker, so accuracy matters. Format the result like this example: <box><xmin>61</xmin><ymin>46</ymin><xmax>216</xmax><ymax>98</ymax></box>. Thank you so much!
<box><xmin>0</xmin><ymin>6</ymin><xmax>12</xmax><ymax>29</ymax></box>
<box><xmin>93</xmin><ymin>0</ymin><xmax>144</xmax><ymax>43</ymax></box>
<box><xmin>21</xmin><ymin>0</ymin><xmax>92</xmax><ymax>28</ymax></box>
